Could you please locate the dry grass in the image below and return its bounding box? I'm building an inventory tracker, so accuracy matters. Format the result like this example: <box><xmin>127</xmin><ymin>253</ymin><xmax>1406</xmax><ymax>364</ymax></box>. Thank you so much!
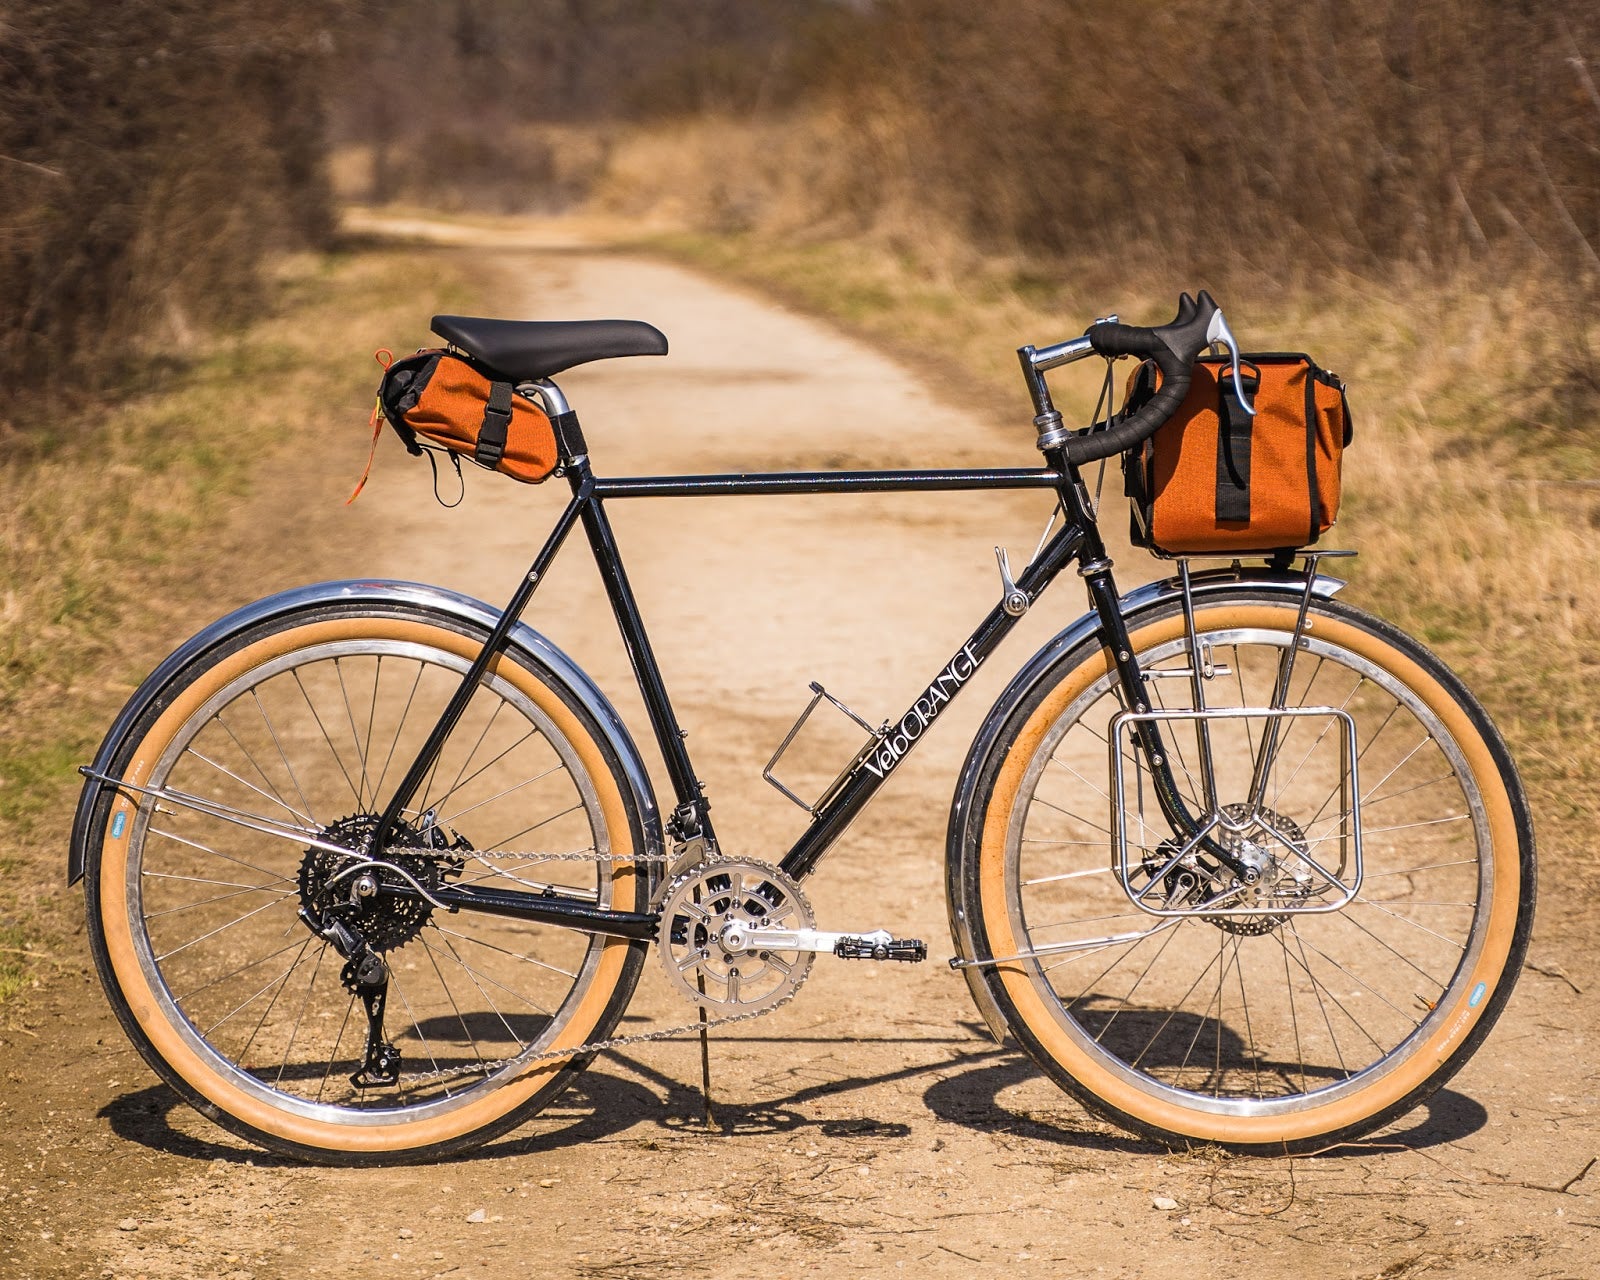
<box><xmin>0</xmin><ymin>245</ymin><xmax>481</xmax><ymax>1008</ymax></box>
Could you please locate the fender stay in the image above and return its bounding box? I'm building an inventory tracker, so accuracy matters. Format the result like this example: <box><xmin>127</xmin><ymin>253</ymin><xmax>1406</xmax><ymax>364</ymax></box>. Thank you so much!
<box><xmin>68</xmin><ymin>579</ymin><xmax>663</xmax><ymax>887</ymax></box>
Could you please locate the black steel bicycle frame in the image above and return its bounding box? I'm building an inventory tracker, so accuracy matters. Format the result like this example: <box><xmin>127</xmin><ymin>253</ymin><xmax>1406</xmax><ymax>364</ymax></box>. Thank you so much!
<box><xmin>373</xmin><ymin>437</ymin><xmax>1222</xmax><ymax>940</ymax></box>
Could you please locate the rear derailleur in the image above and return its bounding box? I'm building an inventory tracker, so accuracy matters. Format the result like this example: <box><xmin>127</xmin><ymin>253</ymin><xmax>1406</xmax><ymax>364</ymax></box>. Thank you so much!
<box><xmin>295</xmin><ymin>812</ymin><xmax>469</xmax><ymax>1089</ymax></box>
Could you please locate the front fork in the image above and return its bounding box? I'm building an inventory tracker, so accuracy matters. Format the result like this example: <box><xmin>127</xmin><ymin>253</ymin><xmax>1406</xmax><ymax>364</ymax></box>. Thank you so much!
<box><xmin>1052</xmin><ymin>458</ymin><xmax>1262</xmax><ymax>884</ymax></box>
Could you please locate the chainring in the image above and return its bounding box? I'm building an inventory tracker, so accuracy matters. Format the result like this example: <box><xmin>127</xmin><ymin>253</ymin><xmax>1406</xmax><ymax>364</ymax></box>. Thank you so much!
<box><xmin>657</xmin><ymin>857</ymin><xmax>814</xmax><ymax>1014</ymax></box>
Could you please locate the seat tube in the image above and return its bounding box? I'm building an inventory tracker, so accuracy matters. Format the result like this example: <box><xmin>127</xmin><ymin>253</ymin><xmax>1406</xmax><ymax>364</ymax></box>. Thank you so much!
<box><xmin>574</xmin><ymin>468</ymin><xmax>712</xmax><ymax>840</ymax></box>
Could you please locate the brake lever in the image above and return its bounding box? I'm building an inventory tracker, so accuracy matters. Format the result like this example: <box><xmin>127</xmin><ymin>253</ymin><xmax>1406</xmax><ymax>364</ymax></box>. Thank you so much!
<box><xmin>1205</xmin><ymin>307</ymin><xmax>1256</xmax><ymax>416</ymax></box>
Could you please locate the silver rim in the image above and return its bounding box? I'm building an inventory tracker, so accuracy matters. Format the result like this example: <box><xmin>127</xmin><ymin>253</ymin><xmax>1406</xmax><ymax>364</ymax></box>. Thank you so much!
<box><xmin>121</xmin><ymin>631</ymin><xmax>618</xmax><ymax>1127</ymax></box>
<box><xmin>1005</xmin><ymin>612</ymin><xmax>1494</xmax><ymax>1118</ymax></box>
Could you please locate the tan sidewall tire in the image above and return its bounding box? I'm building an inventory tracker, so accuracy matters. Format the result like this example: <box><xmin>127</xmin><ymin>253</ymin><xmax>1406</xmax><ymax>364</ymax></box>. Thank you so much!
<box><xmin>93</xmin><ymin>616</ymin><xmax>643</xmax><ymax>1157</ymax></box>
<box><xmin>976</xmin><ymin>601</ymin><xmax>1525</xmax><ymax>1148</ymax></box>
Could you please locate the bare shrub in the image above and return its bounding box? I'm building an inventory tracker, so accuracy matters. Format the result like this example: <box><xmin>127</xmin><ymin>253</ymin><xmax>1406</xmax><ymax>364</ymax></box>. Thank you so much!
<box><xmin>0</xmin><ymin>0</ymin><xmax>341</xmax><ymax>416</ymax></box>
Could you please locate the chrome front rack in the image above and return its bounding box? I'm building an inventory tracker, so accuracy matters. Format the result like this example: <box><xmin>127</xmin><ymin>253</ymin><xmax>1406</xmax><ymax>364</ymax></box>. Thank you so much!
<box><xmin>1109</xmin><ymin>703</ymin><xmax>1364</xmax><ymax>919</ymax></box>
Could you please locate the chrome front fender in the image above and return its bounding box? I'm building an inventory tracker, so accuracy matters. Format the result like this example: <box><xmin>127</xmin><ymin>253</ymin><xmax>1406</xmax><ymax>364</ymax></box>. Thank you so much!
<box><xmin>944</xmin><ymin>566</ymin><xmax>1345</xmax><ymax>1044</ymax></box>
<box><xmin>68</xmin><ymin>579</ymin><xmax>663</xmax><ymax>887</ymax></box>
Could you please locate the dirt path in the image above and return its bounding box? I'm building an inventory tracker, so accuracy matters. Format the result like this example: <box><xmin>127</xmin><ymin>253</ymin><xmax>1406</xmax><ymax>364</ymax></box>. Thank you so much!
<box><xmin>4</xmin><ymin>222</ymin><xmax>1595</xmax><ymax>1280</ymax></box>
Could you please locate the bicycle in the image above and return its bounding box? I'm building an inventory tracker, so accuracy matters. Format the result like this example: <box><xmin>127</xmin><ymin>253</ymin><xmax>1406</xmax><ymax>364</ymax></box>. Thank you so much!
<box><xmin>69</xmin><ymin>293</ymin><xmax>1535</xmax><ymax>1164</ymax></box>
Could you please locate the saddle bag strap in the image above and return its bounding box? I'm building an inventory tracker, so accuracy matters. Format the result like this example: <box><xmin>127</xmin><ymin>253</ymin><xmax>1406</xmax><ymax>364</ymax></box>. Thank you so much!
<box><xmin>475</xmin><ymin>380</ymin><xmax>515</xmax><ymax>468</ymax></box>
<box><xmin>1214</xmin><ymin>364</ymin><xmax>1257</xmax><ymax>523</ymax></box>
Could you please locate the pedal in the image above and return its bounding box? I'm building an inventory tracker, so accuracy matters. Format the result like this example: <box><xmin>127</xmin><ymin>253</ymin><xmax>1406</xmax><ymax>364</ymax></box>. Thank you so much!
<box><xmin>833</xmin><ymin>931</ymin><xmax>927</xmax><ymax>963</ymax></box>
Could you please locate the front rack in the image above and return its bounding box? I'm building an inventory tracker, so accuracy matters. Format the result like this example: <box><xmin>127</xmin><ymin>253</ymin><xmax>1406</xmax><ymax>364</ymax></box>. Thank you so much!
<box><xmin>1109</xmin><ymin>704</ymin><xmax>1364</xmax><ymax>920</ymax></box>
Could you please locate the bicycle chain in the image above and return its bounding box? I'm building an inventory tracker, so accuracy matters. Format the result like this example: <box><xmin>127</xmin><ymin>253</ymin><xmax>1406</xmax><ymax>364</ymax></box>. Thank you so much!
<box><xmin>398</xmin><ymin>844</ymin><xmax>796</xmax><ymax>1086</ymax></box>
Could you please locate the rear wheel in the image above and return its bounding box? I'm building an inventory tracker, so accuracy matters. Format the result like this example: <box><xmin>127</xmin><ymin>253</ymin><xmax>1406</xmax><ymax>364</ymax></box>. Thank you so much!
<box><xmin>82</xmin><ymin>602</ymin><xmax>648</xmax><ymax>1163</ymax></box>
<box><xmin>960</xmin><ymin>591</ymin><xmax>1535</xmax><ymax>1152</ymax></box>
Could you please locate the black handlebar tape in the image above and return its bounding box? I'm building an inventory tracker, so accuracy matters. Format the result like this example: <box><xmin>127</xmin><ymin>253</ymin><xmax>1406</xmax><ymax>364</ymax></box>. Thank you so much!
<box><xmin>1063</xmin><ymin>290</ymin><xmax>1221</xmax><ymax>465</ymax></box>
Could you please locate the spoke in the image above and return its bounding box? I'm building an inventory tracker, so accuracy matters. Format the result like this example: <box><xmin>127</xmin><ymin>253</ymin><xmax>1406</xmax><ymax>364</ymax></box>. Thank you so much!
<box><xmin>364</xmin><ymin>656</ymin><xmax>382</xmax><ymax>801</ymax></box>
<box><xmin>1147</xmin><ymin>679</ymin><xmax>1206</xmax><ymax>807</ymax></box>
<box><xmin>291</xmin><ymin>667</ymin><xmax>363</xmax><ymax>809</ymax></box>
<box><xmin>1031</xmin><ymin>793</ymin><xmax>1112</xmax><ymax>838</ymax></box>
<box><xmin>1234</xmin><ymin>937</ymin><xmax>1263</xmax><ymax>1098</ymax></box>
<box><xmin>250</xmin><ymin>688</ymin><xmax>317</xmax><ymax>824</ymax></box>
<box><xmin>173</xmin><ymin>936</ymin><xmax>313</xmax><ymax>1005</ymax></box>
<box><xmin>1331</xmin><ymin>906</ymin><xmax>1454</xmax><ymax>989</ymax></box>
<box><xmin>1022</xmin><ymin>865</ymin><xmax>1117</xmax><ymax>887</ymax></box>
<box><xmin>1352</xmin><ymin>895</ymin><xmax>1472</xmax><ymax>950</ymax></box>
<box><xmin>1287</xmin><ymin>921</ymin><xmax>1349</xmax><ymax>1080</ymax></box>
<box><xmin>493</xmin><ymin>801</ymin><xmax>584</xmax><ymax>848</ymax></box>
<box><xmin>231</xmin><ymin>938</ymin><xmax>317</xmax><ymax>1066</ymax></box>
<box><xmin>432</xmin><ymin>701</ymin><xmax>507</xmax><ymax>817</ymax></box>
<box><xmin>1122</xmin><ymin>927</ymin><xmax>1224</xmax><ymax>1074</ymax></box>
<box><xmin>334</xmin><ymin>657</ymin><xmax>373</xmax><ymax>809</ymax></box>
<box><xmin>431</xmin><ymin>924</ymin><xmax>577</xmax><ymax>985</ymax></box>
<box><xmin>1027</xmin><ymin>908</ymin><xmax>1152</xmax><ymax>935</ymax></box>
<box><xmin>1269</xmin><ymin>660</ymin><xmax>1357</xmax><ymax>805</ymax></box>
<box><xmin>316</xmin><ymin>994</ymin><xmax>358</xmax><ymax>1102</ymax></box>
<box><xmin>142</xmin><ymin>868</ymin><xmax>293</xmax><ymax>891</ymax></box>
<box><xmin>1081</xmin><ymin>920</ymin><xmax>1183</xmax><ymax>1045</ymax></box>
<box><xmin>389</xmin><ymin>973</ymin><xmax>454</xmax><ymax>1099</ymax></box>
<box><xmin>1021</xmin><ymin>836</ymin><xmax>1113</xmax><ymax>848</ymax></box>
<box><xmin>372</xmin><ymin>663</ymin><xmax>426</xmax><ymax>803</ymax></box>
<box><xmin>180</xmin><ymin>748</ymin><xmax>315</xmax><ymax>832</ymax></box>
<box><xmin>1282</xmin><ymin>934</ymin><xmax>1307</xmax><ymax>1094</ymax></box>
<box><xmin>1362</xmin><ymin>858</ymin><xmax>1478</xmax><ymax>879</ymax></box>
<box><xmin>1044</xmin><ymin>751</ymin><xmax>1113</xmax><ymax>805</ymax></box>
<box><xmin>1361</xmin><ymin>771</ymin><xmax>1459</xmax><ymax>811</ymax></box>
<box><xmin>1305</xmin><ymin>697</ymin><xmax>1402</xmax><ymax>828</ymax></box>
<box><xmin>203</xmin><ymin>938</ymin><xmax>316</xmax><ymax>1039</ymax></box>
<box><xmin>1231</xmin><ymin>642</ymin><xmax>1260</xmax><ymax>763</ymax></box>
<box><xmin>434</xmin><ymin>764</ymin><xmax>563</xmax><ymax>829</ymax></box>
<box><xmin>153</xmin><ymin>893</ymin><xmax>291</xmax><ymax>963</ymax></box>
<box><xmin>1285</xmin><ymin>925</ymin><xmax>1422</xmax><ymax>1031</ymax></box>
<box><xmin>148</xmin><ymin>824</ymin><xmax>299</xmax><ymax>884</ymax></box>
<box><xmin>429</xmin><ymin>931</ymin><xmax>524</xmax><ymax>1054</ymax></box>
<box><xmin>276</xmin><ymin>944</ymin><xmax>327</xmax><ymax>1087</ymax></box>
<box><xmin>429</xmin><ymin>727</ymin><xmax>543</xmax><ymax>824</ymax></box>
<box><xmin>423</xmin><ymin>933</ymin><xmax>490</xmax><ymax>1078</ymax></box>
<box><xmin>144</xmin><ymin>882</ymin><xmax>299</xmax><ymax>921</ymax></box>
<box><xmin>205</xmin><ymin>721</ymin><xmax>314</xmax><ymax>826</ymax></box>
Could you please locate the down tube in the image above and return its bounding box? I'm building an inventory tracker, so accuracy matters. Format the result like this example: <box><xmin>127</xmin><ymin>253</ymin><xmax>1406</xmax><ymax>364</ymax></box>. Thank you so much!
<box><xmin>779</xmin><ymin>522</ymin><xmax>1086</xmax><ymax>881</ymax></box>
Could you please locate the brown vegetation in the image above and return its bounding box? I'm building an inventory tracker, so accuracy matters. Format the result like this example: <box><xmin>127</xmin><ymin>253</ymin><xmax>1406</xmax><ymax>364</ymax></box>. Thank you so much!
<box><xmin>0</xmin><ymin>0</ymin><xmax>341</xmax><ymax>409</ymax></box>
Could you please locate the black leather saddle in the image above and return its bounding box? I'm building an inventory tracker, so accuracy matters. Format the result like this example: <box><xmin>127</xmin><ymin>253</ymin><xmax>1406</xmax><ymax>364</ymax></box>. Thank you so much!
<box><xmin>431</xmin><ymin>314</ymin><xmax>668</xmax><ymax>383</ymax></box>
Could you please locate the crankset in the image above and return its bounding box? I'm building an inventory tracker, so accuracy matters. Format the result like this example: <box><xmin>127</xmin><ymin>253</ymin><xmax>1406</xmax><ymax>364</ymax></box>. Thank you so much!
<box><xmin>657</xmin><ymin>857</ymin><xmax>925</xmax><ymax>1013</ymax></box>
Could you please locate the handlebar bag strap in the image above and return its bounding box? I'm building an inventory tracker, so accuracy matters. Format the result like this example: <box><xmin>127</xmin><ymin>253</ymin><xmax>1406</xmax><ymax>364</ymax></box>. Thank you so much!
<box><xmin>376</xmin><ymin>349</ymin><xmax>559</xmax><ymax>484</ymax></box>
<box><xmin>1121</xmin><ymin>353</ymin><xmax>1351</xmax><ymax>555</ymax></box>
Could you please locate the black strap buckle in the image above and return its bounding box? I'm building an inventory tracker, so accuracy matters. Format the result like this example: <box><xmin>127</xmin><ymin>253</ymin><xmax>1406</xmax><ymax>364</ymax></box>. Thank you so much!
<box><xmin>475</xmin><ymin>381</ymin><xmax>514</xmax><ymax>468</ymax></box>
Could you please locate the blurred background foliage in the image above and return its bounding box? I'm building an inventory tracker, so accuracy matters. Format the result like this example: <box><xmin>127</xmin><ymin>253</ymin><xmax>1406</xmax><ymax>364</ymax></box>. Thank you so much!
<box><xmin>2</xmin><ymin>0</ymin><xmax>1595</xmax><ymax>415</ymax></box>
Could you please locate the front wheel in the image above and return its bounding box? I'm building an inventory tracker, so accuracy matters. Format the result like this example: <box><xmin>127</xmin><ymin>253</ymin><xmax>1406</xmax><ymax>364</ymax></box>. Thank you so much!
<box><xmin>957</xmin><ymin>590</ymin><xmax>1535</xmax><ymax>1152</ymax></box>
<box><xmin>81</xmin><ymin>599</ymin><xmax>650</xmax><ymax>1164</ymax></box>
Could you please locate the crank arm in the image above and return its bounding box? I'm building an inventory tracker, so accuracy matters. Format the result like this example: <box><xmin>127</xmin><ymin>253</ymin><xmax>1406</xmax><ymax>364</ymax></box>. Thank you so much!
<box><xmin>722</xmin><ymin>924</ymin><xmax>926</xmax><ymax>961</ymax></box>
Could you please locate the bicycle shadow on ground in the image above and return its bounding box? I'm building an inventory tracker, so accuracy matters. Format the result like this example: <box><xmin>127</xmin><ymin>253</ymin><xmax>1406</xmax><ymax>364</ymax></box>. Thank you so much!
<box><xmin>922</xmin><ymin>1054</ymin><xmax>1490</xmax><ymax>1157</ymax></box>
<box><xmin>96</xmin><ymin>1034</ymin><xmax>933</xmax><ymax>1166</ymax></box>
<box><xmin>97</xmin><ymin>1067</ymin><xmax>670</xmax><ymax>1169</ymax></box>
<box><xmin>98</xmin><ymin>1027</ymin><xmax>1487</xmax><ymax>1165</ymax></box>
